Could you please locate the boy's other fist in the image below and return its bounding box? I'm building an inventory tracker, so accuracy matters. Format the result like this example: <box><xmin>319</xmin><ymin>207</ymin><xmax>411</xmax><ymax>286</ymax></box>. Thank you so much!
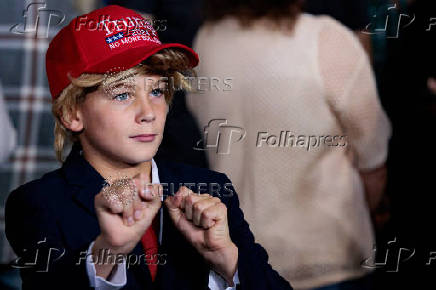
<box><xmin>165</xmin><ymin>186</ymin><xmax>238</xmax><ymax>284</ymax></box>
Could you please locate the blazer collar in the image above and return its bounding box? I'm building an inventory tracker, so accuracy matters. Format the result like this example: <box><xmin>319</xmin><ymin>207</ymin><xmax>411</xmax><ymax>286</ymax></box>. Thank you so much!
<box><xmin>62</xmin><ymin>142</ymin><xmax>105</xmax><ymax>186</ymax></box>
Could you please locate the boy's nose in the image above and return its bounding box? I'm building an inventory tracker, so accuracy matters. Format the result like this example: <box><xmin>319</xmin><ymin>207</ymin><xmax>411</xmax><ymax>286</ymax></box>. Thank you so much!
<box><xmin>135</xmin><ymin>96</ymin><xmax>156</xmax><ymax>123</ymax></box>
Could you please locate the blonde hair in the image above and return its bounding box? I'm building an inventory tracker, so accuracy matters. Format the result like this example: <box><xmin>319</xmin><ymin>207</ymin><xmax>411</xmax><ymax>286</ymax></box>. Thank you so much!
<box><xmin>52</xmin><ymin>48</ymin><xmax>193</xmax><ymax>163</ymax></box>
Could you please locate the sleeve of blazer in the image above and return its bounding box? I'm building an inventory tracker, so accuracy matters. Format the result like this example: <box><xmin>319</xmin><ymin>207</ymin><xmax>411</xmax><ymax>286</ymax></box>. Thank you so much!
<box><xmin>5</xmin><ymin>184</ymin><xmax>93</xmax><ymax>290</ymax></box>
<box><xmin>218</xmin><ymin>174</ymin><xmax>293</xmax><ymax>290</ymax></box>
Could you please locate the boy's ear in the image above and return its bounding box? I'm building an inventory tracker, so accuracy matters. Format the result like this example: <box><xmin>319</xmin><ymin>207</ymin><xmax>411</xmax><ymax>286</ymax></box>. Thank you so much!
<box><xmin>60</xmin><ymin>108</ymin><xmax>84</xmax><ymax>133</ymax></box>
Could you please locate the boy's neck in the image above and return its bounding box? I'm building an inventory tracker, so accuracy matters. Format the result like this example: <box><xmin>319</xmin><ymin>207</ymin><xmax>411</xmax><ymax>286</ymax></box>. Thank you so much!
<box><xmin>81</xmin><ymin>146</ymin><xmax>152</xmax><ymax>183</ymax></box>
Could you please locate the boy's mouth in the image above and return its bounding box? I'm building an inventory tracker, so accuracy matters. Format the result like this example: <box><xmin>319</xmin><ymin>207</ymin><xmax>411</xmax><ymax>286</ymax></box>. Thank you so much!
<box><xmin>130</xmin><ymin>134</ymin><xmax>157</xmax><ymax>142</ymax></box>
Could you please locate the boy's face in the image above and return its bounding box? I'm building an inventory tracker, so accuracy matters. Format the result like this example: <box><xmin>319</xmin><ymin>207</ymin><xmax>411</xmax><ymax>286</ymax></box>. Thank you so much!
<box><xmin>74</xmin><ymin>73</ymin><xmax>168</xmax><ymax>166</ymax></box>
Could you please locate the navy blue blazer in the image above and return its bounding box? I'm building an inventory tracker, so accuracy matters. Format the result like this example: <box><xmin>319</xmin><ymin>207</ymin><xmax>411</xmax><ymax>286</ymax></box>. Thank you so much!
<box><xmin>5</xmin><ymin>143</ymin><xmax>292</xmax><ymax>290</ymax></box>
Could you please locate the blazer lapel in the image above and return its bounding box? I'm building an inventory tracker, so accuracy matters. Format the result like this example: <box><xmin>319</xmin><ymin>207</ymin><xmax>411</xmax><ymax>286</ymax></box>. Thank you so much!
<box><xmin>62</xmin><ymin>143</ymin><xmax>106</xmax><ymax>219</ymax></box>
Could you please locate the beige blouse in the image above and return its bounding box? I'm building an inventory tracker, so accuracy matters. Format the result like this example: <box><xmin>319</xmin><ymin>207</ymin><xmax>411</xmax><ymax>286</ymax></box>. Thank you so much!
<box><xmin>187</xmin><ymin>14</ymin><xmax>391</xmax><ymax>289</ymax></box>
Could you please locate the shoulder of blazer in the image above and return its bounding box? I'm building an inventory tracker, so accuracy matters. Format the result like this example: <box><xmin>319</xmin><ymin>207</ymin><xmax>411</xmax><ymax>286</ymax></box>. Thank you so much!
<box><xmin>6</xmin><ymin>168</ymin><xmax>68</xmax><ymax>211</ymax></box>
<box><xmin>4</xmin><ymin>168</ymin><xmax>72</xmax><ymax>254</ymax></box>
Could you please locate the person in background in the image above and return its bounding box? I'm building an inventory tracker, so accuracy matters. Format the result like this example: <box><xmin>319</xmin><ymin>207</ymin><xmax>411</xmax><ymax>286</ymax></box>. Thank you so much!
<box><xmin>0</xmin><ymin>81</ymin><xmax>17</xmax><ymax>163</ymax></box>
<box><xmin>187</xmin><ymin>0</ymin><xmax>391</xmax><ymax>289</ymax></box>
<box><xmin>0</xmin><ymin>80</ymin><xmax>17</xmax><ymax>289</ymax></box>
<box><xmin>428</xmin><ymin>78</ymin><xmax>436</xmax><ymax>95</ymax></box>
<box><xmin>304</xmin><ymin>0</ymin><xmax>372</xmax><ymax>55</ymax></box>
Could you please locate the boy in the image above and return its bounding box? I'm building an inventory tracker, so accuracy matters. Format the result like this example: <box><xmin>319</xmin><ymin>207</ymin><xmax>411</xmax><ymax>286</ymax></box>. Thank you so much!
<box><xmin>5</xmin><ymin>5</ymin><xmax>292</xmax><ymax>290</ymax></box>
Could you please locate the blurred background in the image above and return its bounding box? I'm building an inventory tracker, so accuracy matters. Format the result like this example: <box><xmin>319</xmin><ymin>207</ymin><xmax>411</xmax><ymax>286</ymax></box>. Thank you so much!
<box><xmin>0</xmin><ymin>0</ymin><xmax>435</xmax><ymax>289</ymax></box>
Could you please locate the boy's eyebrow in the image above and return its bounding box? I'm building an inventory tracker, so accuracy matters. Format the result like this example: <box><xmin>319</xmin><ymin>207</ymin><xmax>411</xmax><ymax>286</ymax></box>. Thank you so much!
<box><xmin>102</xmin><ymin>72</ymin><xmax>136</xmax><ymax>89</ymax></box>
<box><xmin>106</xmin><ymin>82</ymin><xmax>135</xmax><ymax>90</ymax></box>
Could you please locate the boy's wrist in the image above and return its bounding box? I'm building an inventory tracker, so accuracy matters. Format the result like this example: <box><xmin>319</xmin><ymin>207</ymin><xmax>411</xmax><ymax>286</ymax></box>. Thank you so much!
<box><xmin>91</xmin><ymin>236</ymin><xmax>116</xmax><ymax>279</ymax></box>
<box><xmin>93</xmin><ymin>234</ymin><xmax>130</xmax><ymax>257</ymax></box>
<box><xmin>209</xmin><ymin>242</ymin><xmax>239</xmax><ymax>286</ymax></box>
<box><xmin>91</xmin><ymin>235</ymin><xmax>128</xmax><ymax>279</ymax></box>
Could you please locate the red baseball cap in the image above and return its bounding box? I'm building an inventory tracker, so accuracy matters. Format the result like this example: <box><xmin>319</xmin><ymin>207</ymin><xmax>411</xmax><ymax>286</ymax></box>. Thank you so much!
<box><xmin>46</xmin><ymin>5</ymin><xmax>199</xmax><ymax>100</ymax></box>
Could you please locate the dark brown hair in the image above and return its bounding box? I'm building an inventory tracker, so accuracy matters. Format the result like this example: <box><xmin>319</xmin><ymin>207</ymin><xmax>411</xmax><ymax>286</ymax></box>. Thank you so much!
<box><xmin>204</xmin><ymin>0</ymin><xmax>304</xmax><ymax>28</ymax></box>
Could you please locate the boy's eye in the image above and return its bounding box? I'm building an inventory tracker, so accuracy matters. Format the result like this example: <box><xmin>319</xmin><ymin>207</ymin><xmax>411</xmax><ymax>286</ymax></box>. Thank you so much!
<box><xmin>113</xmin><ymin>92</ymin><xmax>131</xmax><ymax>101</ymax></box>
<box><xmin>150</xmin><ymin>88</ymin><xmax>164</xmax><ymax>98</ymax></box>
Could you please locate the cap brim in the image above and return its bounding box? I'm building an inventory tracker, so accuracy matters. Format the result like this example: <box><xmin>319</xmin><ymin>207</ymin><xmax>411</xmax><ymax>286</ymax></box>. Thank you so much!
<box><xmin>82</xmin><ymin>42</ymin><xmax>199</xmax><ymax>75</ymax></box>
